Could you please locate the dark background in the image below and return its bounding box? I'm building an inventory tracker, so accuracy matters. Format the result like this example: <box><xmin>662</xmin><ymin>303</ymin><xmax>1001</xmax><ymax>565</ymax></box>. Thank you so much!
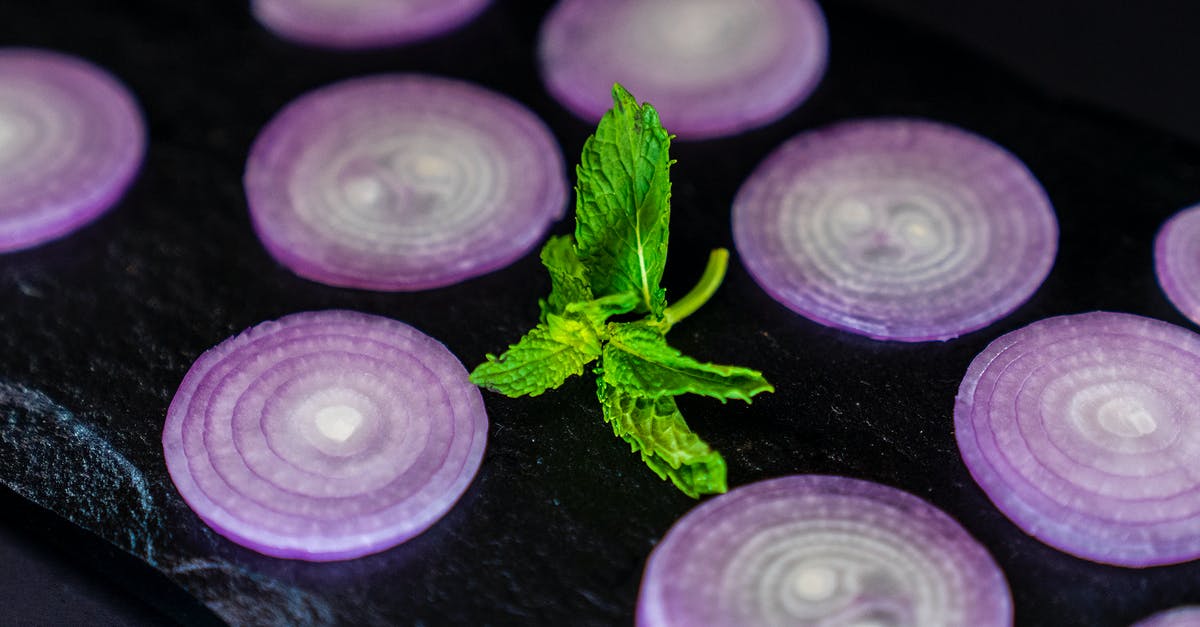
<box><xmin>2</xmin><ymin>1</ymin><xmax>1200</xmax><ymax>625</ymax></box>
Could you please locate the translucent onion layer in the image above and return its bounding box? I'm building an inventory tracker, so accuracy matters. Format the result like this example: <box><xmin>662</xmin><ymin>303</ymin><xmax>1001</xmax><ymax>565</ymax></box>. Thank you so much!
<box><xmin>1155</xmin><ymin>205</ymin><xmax>1200</xmax><ymax>327</ymax></box>
<box><xmin>638</xmin><ymin>475</ymin><xmax>1011</xmax><ymax>626</ymax></box>
<box><xmin>244</xmin><ymin>74</ymin><xmax>567</xmax><ymax>291</ymax></box>
<box><xmin>733</xmin><ymin>118</ymin><xmax>1057</xmax><ymax>341</ymax></box>
<box><xmin>251</xmin><ymin>0</ymin><xmax>490</xmax><ymax>50</ymax></box>
<box><xmin>538</xmin><ymin>0</ymin><xmax>827</xmax><ymax>139</ymax></box>
<box><xmin>0</xmin><ymin>48</ymin><xmax>144</xmax><ymax>253</ymax></box>
<box><xmin>162</xmin><ymin>310</ymin><xmax>488</xmax><ymax>561</ymax></box>
<box><xmin>956</xmin><ymin>312</ymin><xmax>1200</xmax><ymax>567</ymax></box>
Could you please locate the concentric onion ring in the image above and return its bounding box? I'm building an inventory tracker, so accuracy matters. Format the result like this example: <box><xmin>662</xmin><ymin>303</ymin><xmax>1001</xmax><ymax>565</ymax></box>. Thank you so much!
<box><xmin>538</xmin><ymin>0</ymin><xmax>827</xmax><ymax>139</ymax></box>
<box><xmin>1132</xmin><ymin>607</ymin><xmax>1200</xmax><ymax>627</ymax></box>
<box><xmin>251</xmin><ymin>0</ymin><xmax>490</xmax><ymax>50</ymax></box>
<box><xmin>1155</xmin><ymin>204</ymin><xmax>1200</xmax><ymax>326</ymax></box>
<box><xmin>244</xmin><ymin>74</ymin><xmax>567</xmax><ymax>291</ymax></box>
<box><xmin>956</xmin><ymin>312</ymin><xmax>1200</xmax><ymax>567</ymax></box>
<box><xmin>0</xmin><ymin>48</ymin><xmax>144</xmax><ymax>253</ymax></box>
<box><xmin>732</xmin><ymin>118</ymin><xmax>1058</xmax><ymax>341</ymax></box>
<box><xmin>162</xmin><ymin>310</ymin><xmax>487</xmax><ymax>561</ymax></box>
<box><xmin>638</xmin><ymin>475</ymin><xmax>1011</xmax><ymax>626</ymax></box>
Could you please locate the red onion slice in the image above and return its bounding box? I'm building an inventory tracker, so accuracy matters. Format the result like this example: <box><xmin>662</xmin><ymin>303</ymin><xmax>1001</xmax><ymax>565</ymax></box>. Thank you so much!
<box><xmin>1133</xmin><ymin>607</ymin><xmax>1200</xmax><ymax>627</ymax></box>
<box><xmin>0</xmin><ymin>48</ymin><xmax>144</xmax><ymax>253</ymax></box>
<box><xmin>244</xmin><ymin>74</ymin><xmax>567</xmax><ymax>291</ymax></box>
<box><xmin>251</xmin><ymin>0</ymin><xmax>490</xmax><ymax>50</ymax></box>
<box><xmin>1155</xmin><ymin>205</ymin><xmax>1200</xmax><ymax>326</ymax></box>
<box><xmin>956</xmin><ymin>312</ymin><xmax>1200</xmax><ymax>567</ymax></box>
<box><xmin>538</xmin><ymin>0</ymin><xmax>827</xmax><ymax>139</ymax></box>
<box><xmin>733</xmin><ymin>118</ymin><xmax>1058</xmax><ymax>341</ymax></box>
<box><xmin>638</xmin><ymin>476</ymin><xmax>1011</xmax><ymax>626</ymax></box>
<box><xmin>162</xmin><ymin>310</ymin><xmax>487</xmax><ymax>561</ymax></box>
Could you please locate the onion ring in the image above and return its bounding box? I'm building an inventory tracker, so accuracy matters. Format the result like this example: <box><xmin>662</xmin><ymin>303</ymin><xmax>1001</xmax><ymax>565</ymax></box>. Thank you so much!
<box><xmin>538</xmin><ymin>0</ymin><xmax>828</xmax><ymax>139</ymax></box>
<box><xmin>956</xmin><ymin>312</ymin><xmax>1200</xmax><ymax>567</ymax></box>
<box><xmin>244</xmin><ymin>74</ymin><xmax>567</xmax><ymax>291</ymax></box>
<box><xmin>733</xmin><ymin>118</ymin><xmax>1057</xmax><ymax>341</ymax></box>
<box><xmin>162</xmin><ymin>310</ymin><xmax>487</xmax><ymax>561</ymax></box>
<box><xmin>251</xmin><ymin>0</ymin><xmax>490</xmax><ymax>50</ymax></box>
<box><xmin>1133</xmin><ymin>607</ymin><xmax>1200</xmax><ymax>627</ymax></box>
<box><xmin>638</xmin><ymin>475</ymin><xmax>1011</xmax><ymax>626</ymax></box>
<box><xmin>0</xmin><ymin>48</ymin><xmax>144</xmax><ymax>253</ymax></box>
<box><xmin>1155</xmin><ymin>204</ymin><xmax>1200</xmax><ymax>327</ymax></box>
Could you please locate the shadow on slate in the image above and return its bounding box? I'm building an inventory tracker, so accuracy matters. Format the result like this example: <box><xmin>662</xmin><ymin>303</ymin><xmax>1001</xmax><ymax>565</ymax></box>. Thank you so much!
<box><xmin>1</xmin><ymin>1</ymin><xmax>1199</xmax><ymax>626</ymax></box>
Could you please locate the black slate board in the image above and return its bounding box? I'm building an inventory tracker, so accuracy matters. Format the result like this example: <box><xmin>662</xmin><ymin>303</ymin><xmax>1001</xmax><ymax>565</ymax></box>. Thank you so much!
<box><xmin>2</xmin><ymin>1</ymin><xmax>1200</xmax><ymax>625</ymax></box>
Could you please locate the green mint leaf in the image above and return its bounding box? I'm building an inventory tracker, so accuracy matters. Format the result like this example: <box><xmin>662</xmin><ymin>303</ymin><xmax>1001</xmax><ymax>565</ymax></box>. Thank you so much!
<box><xmin>597</xmin><ymin>376</ymin><xmax>727</xmax><ymax>498</ymax></box>
<box><xmin>565</xmin><ymin>291</ymin><xmax>639</xmax><ymax>325</ymax></box>
<box><xmin>538</xmin><ymin>235</ymin><xmax>591</xmax><ymax>322</ymax></box>
<box><xmin>574</xmin><ymin>83</ymin><xmax>672</xmax><ymax>317</ymax></box>
<box><xmin>470</xmin><ymin>313</ymin><xmax>601</xmax><ymax>397</ymax></box>
<box><xmin>603</xmin><ymin>322</ymin><xmax>774</xmax><ymax>403</ymax></box>
<box><xmin>470</xmin><ymin>293</ymin><xmax>638</xmax><ymax>397</ymax></box>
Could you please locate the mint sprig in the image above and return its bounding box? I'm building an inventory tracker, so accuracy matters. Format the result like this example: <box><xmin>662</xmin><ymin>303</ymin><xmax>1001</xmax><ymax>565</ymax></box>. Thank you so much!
<box><xmin>573</xmin><ymin>83</ymin><xmax>672</xmax><ymax>317</ymax></box>
<box><xmin>470</xmin><ymin>84</ymin><xmax>772</xmax><ymax>498</ymax></box>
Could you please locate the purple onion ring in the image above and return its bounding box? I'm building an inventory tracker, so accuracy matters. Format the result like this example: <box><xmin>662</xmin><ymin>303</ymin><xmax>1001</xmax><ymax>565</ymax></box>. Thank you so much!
<box><xmin>251</xmin><ymin>0</ymin><xmax>490</xmax><ymax>50</ymax></box>
<box><xmin>244</xmin><ymin>74</ymin><xmax>567</xmax><ymax>291</ymax></box>
<box><xmin>1132</xmin><ymin>607</ymin><xmax>1200</xmax><ymax>627</ymax></box>
<box><xmin>956</xmin><ymin>312</ymin><xmax>1200</xmax><ymax>567</ymax></box>
<box><xmin>638</xmin><ymin>475</ymin><xmax>1012</xmax><ymax>626</ymax></box>
<box><xmin>1155</xmin><ymin>204</ymin><xmax>1200</xmax><ymax>327</ymax></box>
<box><xmin>733</xmin><ymin>118</ymin><xmax>1058</xmax><ymax>341</ymax></box>
<box><xmin>0</xmin><ymin>48</ymin><xmax>144</xmax><ymax>253</ymax></box>
<box><xmin>539</xmin><ymin>0</ymin><xmax>828</xmax><ymax>140</ymax></box>
<box><xmin>162</xmin><ymin>310</ymin><xmax>487</xmax><ymax>561</ymax></box>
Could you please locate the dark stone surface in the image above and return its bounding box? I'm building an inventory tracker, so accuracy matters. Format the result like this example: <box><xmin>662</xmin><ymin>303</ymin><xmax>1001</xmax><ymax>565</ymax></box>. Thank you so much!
<box><xmin>1</xmin><ymin>1</ymin><xmax>1199</xmax><ymax>625</ymax></box>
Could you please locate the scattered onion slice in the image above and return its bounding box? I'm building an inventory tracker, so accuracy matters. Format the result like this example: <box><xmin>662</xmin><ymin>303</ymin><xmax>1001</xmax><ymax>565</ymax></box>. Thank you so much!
<box><xmin>638</xmin><ymin>475</ymin><xmax>1011</xmax><ymax>626</ymax></box>
<box><xmin>538</xmin><ymin>0</ymin><xmax>828</xmax><ymax>139</ymax></box>
<box><xmin>1133</xmin><ymin>607</ymin><xmax>1200</xmax><ymax>627</ymax></box>
<box><xmin>162</xmin><ymin>310</ymin><xmax>487</xmax><ymax>561</ymax></box>
<box><xmin>251</xmin><ymin>0</ymin><xmax>490</xmax><ymax>50</ymax></box>
<box><xmin>244</xmin><ymin>74</ymin><xmax>567</xmax><ymax>291</ymax></box>
<box><xmin>1155</xmin><ymin>204</ymin><xmax>1200</xmax><ymax>326</ymax></box>
<box><xmin>956</xmin><ymin>312</ymin><xmax>1200</xmax><ymax>567</ymax></box>
<box><xmin>732</xmin><ymin>118</ymin><xmax>1058</xmax><ymax>341</ymax></box>
<box><xmin>0</xmin><ymin>48</ymin><xmax>144</xmax><ymax>253</ymax></box>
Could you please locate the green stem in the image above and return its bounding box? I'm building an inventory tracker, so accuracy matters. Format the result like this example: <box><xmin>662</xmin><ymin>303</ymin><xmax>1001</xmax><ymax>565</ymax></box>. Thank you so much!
<box><xmin>660</xmin><ymin>248</ymin><xmax>729</xmax><ymax>332</ymax></box>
